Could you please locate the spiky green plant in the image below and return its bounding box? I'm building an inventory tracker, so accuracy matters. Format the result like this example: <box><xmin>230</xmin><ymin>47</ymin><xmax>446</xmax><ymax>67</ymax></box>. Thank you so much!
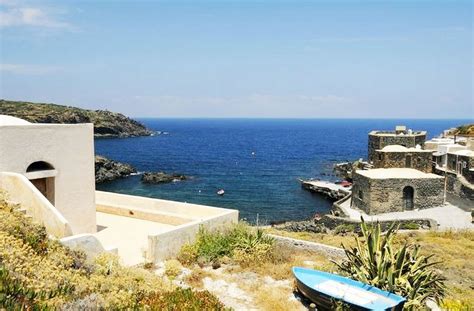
<box><xmin>335</xmin><ymin>218</ymin><xmax>445</xmax><ymax>310</ymax></box>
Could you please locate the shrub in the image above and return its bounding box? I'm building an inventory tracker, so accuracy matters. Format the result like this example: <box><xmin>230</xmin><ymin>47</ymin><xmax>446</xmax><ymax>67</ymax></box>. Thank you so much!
<box><xmin>335</xmin><ymin>218</ymin><xmax>445</xmax><ymax>310</ymax></box>
<box><xmin>177</xmin><ymin>223</ymin><xmax>276</xmax><ymax>267</ymax></box>
<box><xmin>400</xmin><ymin>222</ymin><xmax>420</xmax><ymax>230</ymax></box>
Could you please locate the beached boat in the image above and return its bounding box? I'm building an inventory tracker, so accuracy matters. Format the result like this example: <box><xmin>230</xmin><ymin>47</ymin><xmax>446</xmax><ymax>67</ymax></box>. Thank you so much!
<box><xmin>293</xmin><ymin>267</ymin><xmax>406</xmax><ymax>311</ymax></box>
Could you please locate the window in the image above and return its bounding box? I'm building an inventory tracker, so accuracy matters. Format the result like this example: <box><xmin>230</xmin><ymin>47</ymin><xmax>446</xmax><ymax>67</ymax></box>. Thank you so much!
<box><xmin>358</xmin><ymin>190</ymin><xmax>364</xmax><ymax>200</ymax></box>
<box><xmin>26</xmin><ymin>161</ymin><xmax>54</xmax><ymax>172</ymax></box>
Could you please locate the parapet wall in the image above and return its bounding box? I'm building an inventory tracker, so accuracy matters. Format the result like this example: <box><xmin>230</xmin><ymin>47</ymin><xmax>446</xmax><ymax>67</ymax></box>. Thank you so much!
<box><xmin>0</xmin><ymin>172</ymin><xmax>72</xmax><ymax>238</ymax></box>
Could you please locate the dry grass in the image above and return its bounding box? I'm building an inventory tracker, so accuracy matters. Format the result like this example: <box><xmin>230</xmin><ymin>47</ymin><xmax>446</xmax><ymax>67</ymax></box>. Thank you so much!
<box><xmin>245</xmin><ymin>281</ymin><xmax>301</xmax><ymax>311</ymax></box>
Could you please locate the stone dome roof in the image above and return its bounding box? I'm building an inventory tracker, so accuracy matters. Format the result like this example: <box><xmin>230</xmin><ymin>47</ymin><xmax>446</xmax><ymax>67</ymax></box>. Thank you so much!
<box><xmin>0</xmin><ymin>115</ymin><xmax>31</xmax><ymax>126</ymax></box>
<box><xmin>381</xmin><ymin>145</ymin><xmax>408</xmax><ymax>152</ymax></box>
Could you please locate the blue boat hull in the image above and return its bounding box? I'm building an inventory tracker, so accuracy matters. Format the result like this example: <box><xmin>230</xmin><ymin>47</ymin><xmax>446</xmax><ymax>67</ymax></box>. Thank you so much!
<box><xmin>293</xmin><ymin>267</ymin><xmax>406</xmax><ymax>311</ymax></box>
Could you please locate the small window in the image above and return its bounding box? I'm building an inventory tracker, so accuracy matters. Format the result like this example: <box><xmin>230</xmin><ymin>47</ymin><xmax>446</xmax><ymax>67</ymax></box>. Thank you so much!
<box><xmin>378</xmin><ymin>154</ymin><xmax>383</xmax><ymax>161</ymax></box>
<box><xmin>26</xmin><ymin>161</ymin><xmax>54</xmax><ymax>172</ymax></box>
<box><xmin>358</xmin><ymin>190</ymin><xmax>364</xmax><ymax>200</ymax></box>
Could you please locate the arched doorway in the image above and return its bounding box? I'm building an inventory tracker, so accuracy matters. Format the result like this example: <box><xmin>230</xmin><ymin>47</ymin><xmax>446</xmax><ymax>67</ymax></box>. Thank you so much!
<box><xmin>403</xmin><ymin>186</ymin><xmax>414</xmax><ymax>210</ymax></box>
<box><xmin>26</xmin><ymin>161</ymin><xmax>56</xmax><ymax>205</ymax></box>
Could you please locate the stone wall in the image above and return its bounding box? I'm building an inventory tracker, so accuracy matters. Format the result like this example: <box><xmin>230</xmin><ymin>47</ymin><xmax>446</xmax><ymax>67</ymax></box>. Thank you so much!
<box><xmin>435</xmin><ymin>168</ymin><xmax>474</xmax><ymax>201</ymax></box>
<box><xmin>373</xmin><ymin>151</ymin><xmax>432</xmax><ymax>173</ymax></box>
<box><xmin>458</xmin><ymin>155</ymin><xmax>474</xmax><ymax>183</ymax></box>
<box><xmin>368</xmin><ymin>133</ymin><xmax>426</xmax><ymax>163</ymax></box>
<box><xmin>351</xmin><ymin>173</ymin><xmax>444</xmax><ymax>214</ymax></box>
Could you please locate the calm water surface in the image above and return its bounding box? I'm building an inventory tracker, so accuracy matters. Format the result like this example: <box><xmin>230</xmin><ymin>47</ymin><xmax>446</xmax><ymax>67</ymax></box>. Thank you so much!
<box><xmin>95</xmin><ymin>119</ymin><xmax>469</xmax><ymax>223</ymax></box>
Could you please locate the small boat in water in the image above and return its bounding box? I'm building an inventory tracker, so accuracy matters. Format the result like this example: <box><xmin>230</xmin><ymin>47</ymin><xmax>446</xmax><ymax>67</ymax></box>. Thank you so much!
<box><xmin>293</xmin><ymin>267</ymin><xmax>405</xmax><ymax>310</ymax></box>
<box><xmin>217</xmin><ymin>189</ymin><xmax>225</xmax><ymax>196</ymax></box>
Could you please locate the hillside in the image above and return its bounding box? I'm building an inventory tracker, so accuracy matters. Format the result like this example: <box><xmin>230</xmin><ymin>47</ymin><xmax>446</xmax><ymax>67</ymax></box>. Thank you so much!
<box><xmin>452</xmin><ymin>124</ymin><xmax>474</xmax><ymax>135</ymax></box>
<box><xmin>0</xmin><ymin>99</ymin><xmax>153</xmax><ymax>138</ymax></box>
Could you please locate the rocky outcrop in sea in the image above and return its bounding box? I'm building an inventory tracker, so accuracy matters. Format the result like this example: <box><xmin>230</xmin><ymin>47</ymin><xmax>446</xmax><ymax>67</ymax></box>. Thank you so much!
<box><xmin>141</xmin><ymin>172</ymin><xmax>187</xmax><ymax>184</ymax></box>
<box><xmin>95</xmin><ymin>155</ymin><xmax>137</xmax><ymax>183</ymax></box>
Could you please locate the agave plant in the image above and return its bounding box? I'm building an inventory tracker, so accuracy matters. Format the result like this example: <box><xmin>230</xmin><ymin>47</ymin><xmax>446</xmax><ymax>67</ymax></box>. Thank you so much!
<box><xmin>335</xmin><ymin>218</ymin><xmax>445</xmax><ymax>310</ymax></box>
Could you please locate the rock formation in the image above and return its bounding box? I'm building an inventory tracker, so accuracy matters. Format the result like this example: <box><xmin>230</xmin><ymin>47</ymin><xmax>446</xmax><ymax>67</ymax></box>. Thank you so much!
<box><xmin>141</xmin><ymin>172</ymin><xmax>187</xmax><ymax>184</ymax></box>
<box><xmin>95</xmin><ymin>155</ymin><xmax>136</xmax><ymax>183</ymax></box>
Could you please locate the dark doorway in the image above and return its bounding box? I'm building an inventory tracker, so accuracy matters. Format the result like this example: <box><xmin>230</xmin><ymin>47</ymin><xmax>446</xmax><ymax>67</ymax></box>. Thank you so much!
<box><xmin>405</xmin><ymin>155</ymin><xmax>412</xmax><ymax>168</ymax></box>
<box><xmin>403</xmin><ymin>186</ymin><xmax>414</xmax><ymax>210</ymax></box>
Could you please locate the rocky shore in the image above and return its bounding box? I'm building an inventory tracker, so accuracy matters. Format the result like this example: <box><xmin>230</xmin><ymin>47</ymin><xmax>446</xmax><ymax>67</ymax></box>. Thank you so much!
<box><xmin>95</xmin><ymin>155</ymin><xmax>137</xmax><ymax>183</ymax></box>
<box><xmin>272</xmin><ymin>215</ymin><xmax>432</xmax><ymax>235</ymax></box>
<box><xmin>141</xmin><ymin>172</ymin><xmax>187</xmax><ymax>184</ymax></box>
<box><xmin>0</xmin><ymin>99</ymin><xmax>154</xmax><ymax>138</ymax></box>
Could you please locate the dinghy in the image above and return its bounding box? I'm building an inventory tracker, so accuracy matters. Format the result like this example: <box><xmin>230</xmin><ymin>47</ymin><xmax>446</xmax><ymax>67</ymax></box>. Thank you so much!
<box><xmin>293</xmin><ymin>267</ymin><xmax>406</xmax><ymax>311</ymax></box>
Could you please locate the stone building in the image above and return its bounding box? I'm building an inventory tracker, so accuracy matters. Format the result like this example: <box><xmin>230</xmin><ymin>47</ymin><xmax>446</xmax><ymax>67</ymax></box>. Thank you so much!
<box><xmin>351</xmin><ymin>168</ymin><xmax>444</xmax><ymax>215</ymax></box>
<box><xmin>372</xmin><ymin>145</ymin><xmax>433</xmax><ymax>173</ymax></box>
<box><xmin>446</xmin><ymin>150</ymin><xmax>474</xmax><ymax>183</ymax></box>
<box><xmin>368</xmin><ymin>126</ymin><xmax>427</xmax><ymax>163</ymax></box>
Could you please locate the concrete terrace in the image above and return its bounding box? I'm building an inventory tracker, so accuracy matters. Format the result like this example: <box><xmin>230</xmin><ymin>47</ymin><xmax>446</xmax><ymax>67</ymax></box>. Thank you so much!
<box><xmin>338</xmin><ymin>196</ymin><xmax>473</xmax><ymax>230</ymax></box>
<box><xmin>94</xmin><ymin>212</ymin><xmax>175</xmax><ymax>266</ymax></box>
<box><xmin>94</xmin><ymin>191</ymin><xmax>239</xmax><ymax>266</ymax></box>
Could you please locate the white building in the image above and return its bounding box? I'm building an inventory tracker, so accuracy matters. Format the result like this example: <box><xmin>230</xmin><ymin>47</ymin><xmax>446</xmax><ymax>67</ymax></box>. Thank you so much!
<box><xmin>0</xmin><ymin>115</ymin><xmax>96</xmax><ymax>234</ymax></box>
<box><xmin>0</xmin><ymin>115</ymin><xmax>238</xmax><ymax>265</ymax></box>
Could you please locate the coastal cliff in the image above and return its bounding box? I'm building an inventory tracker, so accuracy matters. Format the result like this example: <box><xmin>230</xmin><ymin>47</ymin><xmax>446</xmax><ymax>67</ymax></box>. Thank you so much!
<box><xmin>0</xmin><ymin>99</ymin><xmax>153</xmax><ymax>138</ymax></box>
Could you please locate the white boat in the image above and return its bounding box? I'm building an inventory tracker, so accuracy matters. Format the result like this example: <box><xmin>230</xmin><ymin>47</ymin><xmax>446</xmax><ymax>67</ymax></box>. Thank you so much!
<box><xmin>217</xmin><ymin>189</ymin><xmax>225</xmax><ymax>196</ymax></box>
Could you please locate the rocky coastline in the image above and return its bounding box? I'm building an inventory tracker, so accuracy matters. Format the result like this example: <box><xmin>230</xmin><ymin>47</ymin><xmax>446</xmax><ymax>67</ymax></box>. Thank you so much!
<box><xmin>95</xmin><ymin>156</ymin><xmax>137</xmax><ymax>184</ymax></box>
<box><xmin>0</xmin><ymin>99</ymin><xmax>154</xmax><ymax>138</ymax></box>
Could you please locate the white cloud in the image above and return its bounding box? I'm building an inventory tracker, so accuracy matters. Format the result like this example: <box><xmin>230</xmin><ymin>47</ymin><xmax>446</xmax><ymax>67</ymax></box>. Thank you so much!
<box><xmin>0</xmin><ymin>63</ymin><xmax>61</xmax><ymax>75</ymax></box>
<box><xmin>0</xmin><ymin>1</ymin><xmax>70</xmax><ymax>29</ymax></box>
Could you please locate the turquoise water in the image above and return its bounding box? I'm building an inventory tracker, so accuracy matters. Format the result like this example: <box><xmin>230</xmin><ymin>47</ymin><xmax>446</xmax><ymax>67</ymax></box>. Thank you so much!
<box><xmin>95</xmin><ymin>118</ymin><xmax>469</xmax><ymax>223</ymax></box>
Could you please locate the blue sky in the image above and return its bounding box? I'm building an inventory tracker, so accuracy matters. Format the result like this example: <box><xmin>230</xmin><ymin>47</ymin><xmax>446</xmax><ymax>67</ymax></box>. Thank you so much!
<box><xmin>0</xmin><ymin>0</ymin><xmax>472</xmax><ymax>118</ymax></box>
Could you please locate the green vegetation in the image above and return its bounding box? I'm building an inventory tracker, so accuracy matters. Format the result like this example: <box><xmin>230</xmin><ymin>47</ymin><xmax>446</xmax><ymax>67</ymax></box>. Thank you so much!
<box><xmin>336</xmin><ymin>219</ymin><xmax>445</xmax><ymax>310</ymax></box>
<box><xmin>0</xmin><ymin>99</ymin><xmax>153</xmax><ymax>137</ymax></box>
<box><xmin>178</xmin><ymin>223</ymin><xmax>278</xmax><ymax>267</ymax></box>
<box><xmin>0</xmin><ymin>195</ymin><xmax>225</xmax><ymax>310</ymax></box>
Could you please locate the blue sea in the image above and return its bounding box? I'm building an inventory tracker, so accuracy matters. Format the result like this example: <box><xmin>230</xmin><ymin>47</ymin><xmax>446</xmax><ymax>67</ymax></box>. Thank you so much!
<box><xmin>95</xmin><ymin>119</ymin><xmax>469</xmax><ymax>224</ymax></box>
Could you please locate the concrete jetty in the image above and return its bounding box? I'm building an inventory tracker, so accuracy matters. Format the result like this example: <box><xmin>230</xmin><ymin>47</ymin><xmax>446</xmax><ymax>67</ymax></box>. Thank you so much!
<box><xmin>300</xmin><ymin>179</ymin><xmax>351</xmax><ymax>200</ymax></box>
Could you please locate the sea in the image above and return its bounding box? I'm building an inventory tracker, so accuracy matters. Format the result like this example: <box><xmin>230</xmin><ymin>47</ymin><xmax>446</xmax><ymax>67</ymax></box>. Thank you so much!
<box><xmin>95</xmin><ymin>118</ymin><xmax>470</xmax><ymax>224</ymax></box>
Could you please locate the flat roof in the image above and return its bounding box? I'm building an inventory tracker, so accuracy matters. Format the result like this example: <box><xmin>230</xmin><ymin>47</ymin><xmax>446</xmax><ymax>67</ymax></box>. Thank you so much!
<box><xmin>449</xmin><ymin>150</ymin><xmax>474</xmax><ymax>157</ymax></box>
<box><xmin>369</xmin><ymin>130</ymin><xmax>426</xmax><ymax>137</ymax></box>
<box><xmin>355</xmin><ymin>168</ymin><xmax>442</xmax><ymax>179</ymax></box>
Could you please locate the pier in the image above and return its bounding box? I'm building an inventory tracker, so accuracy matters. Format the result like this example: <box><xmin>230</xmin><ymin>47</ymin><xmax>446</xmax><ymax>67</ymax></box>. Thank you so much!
<box><xmin>300</xmin><ymin>179</ymin><xmax>351</xmax><ymax>200</ymax></box>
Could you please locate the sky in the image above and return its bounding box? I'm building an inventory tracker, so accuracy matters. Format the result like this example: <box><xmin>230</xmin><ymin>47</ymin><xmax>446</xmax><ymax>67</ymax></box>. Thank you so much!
<box><xmin>0</xmin><ymin>0</ymin><xmax>472</xmax><ymax>118</ymax></box>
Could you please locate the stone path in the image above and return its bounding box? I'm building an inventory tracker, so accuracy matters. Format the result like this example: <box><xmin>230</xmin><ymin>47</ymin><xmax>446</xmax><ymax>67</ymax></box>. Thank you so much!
<box><xmin>339</xmin><ymin>198</ymin><xmax>473</xmax><ymax>230</ymax></box>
